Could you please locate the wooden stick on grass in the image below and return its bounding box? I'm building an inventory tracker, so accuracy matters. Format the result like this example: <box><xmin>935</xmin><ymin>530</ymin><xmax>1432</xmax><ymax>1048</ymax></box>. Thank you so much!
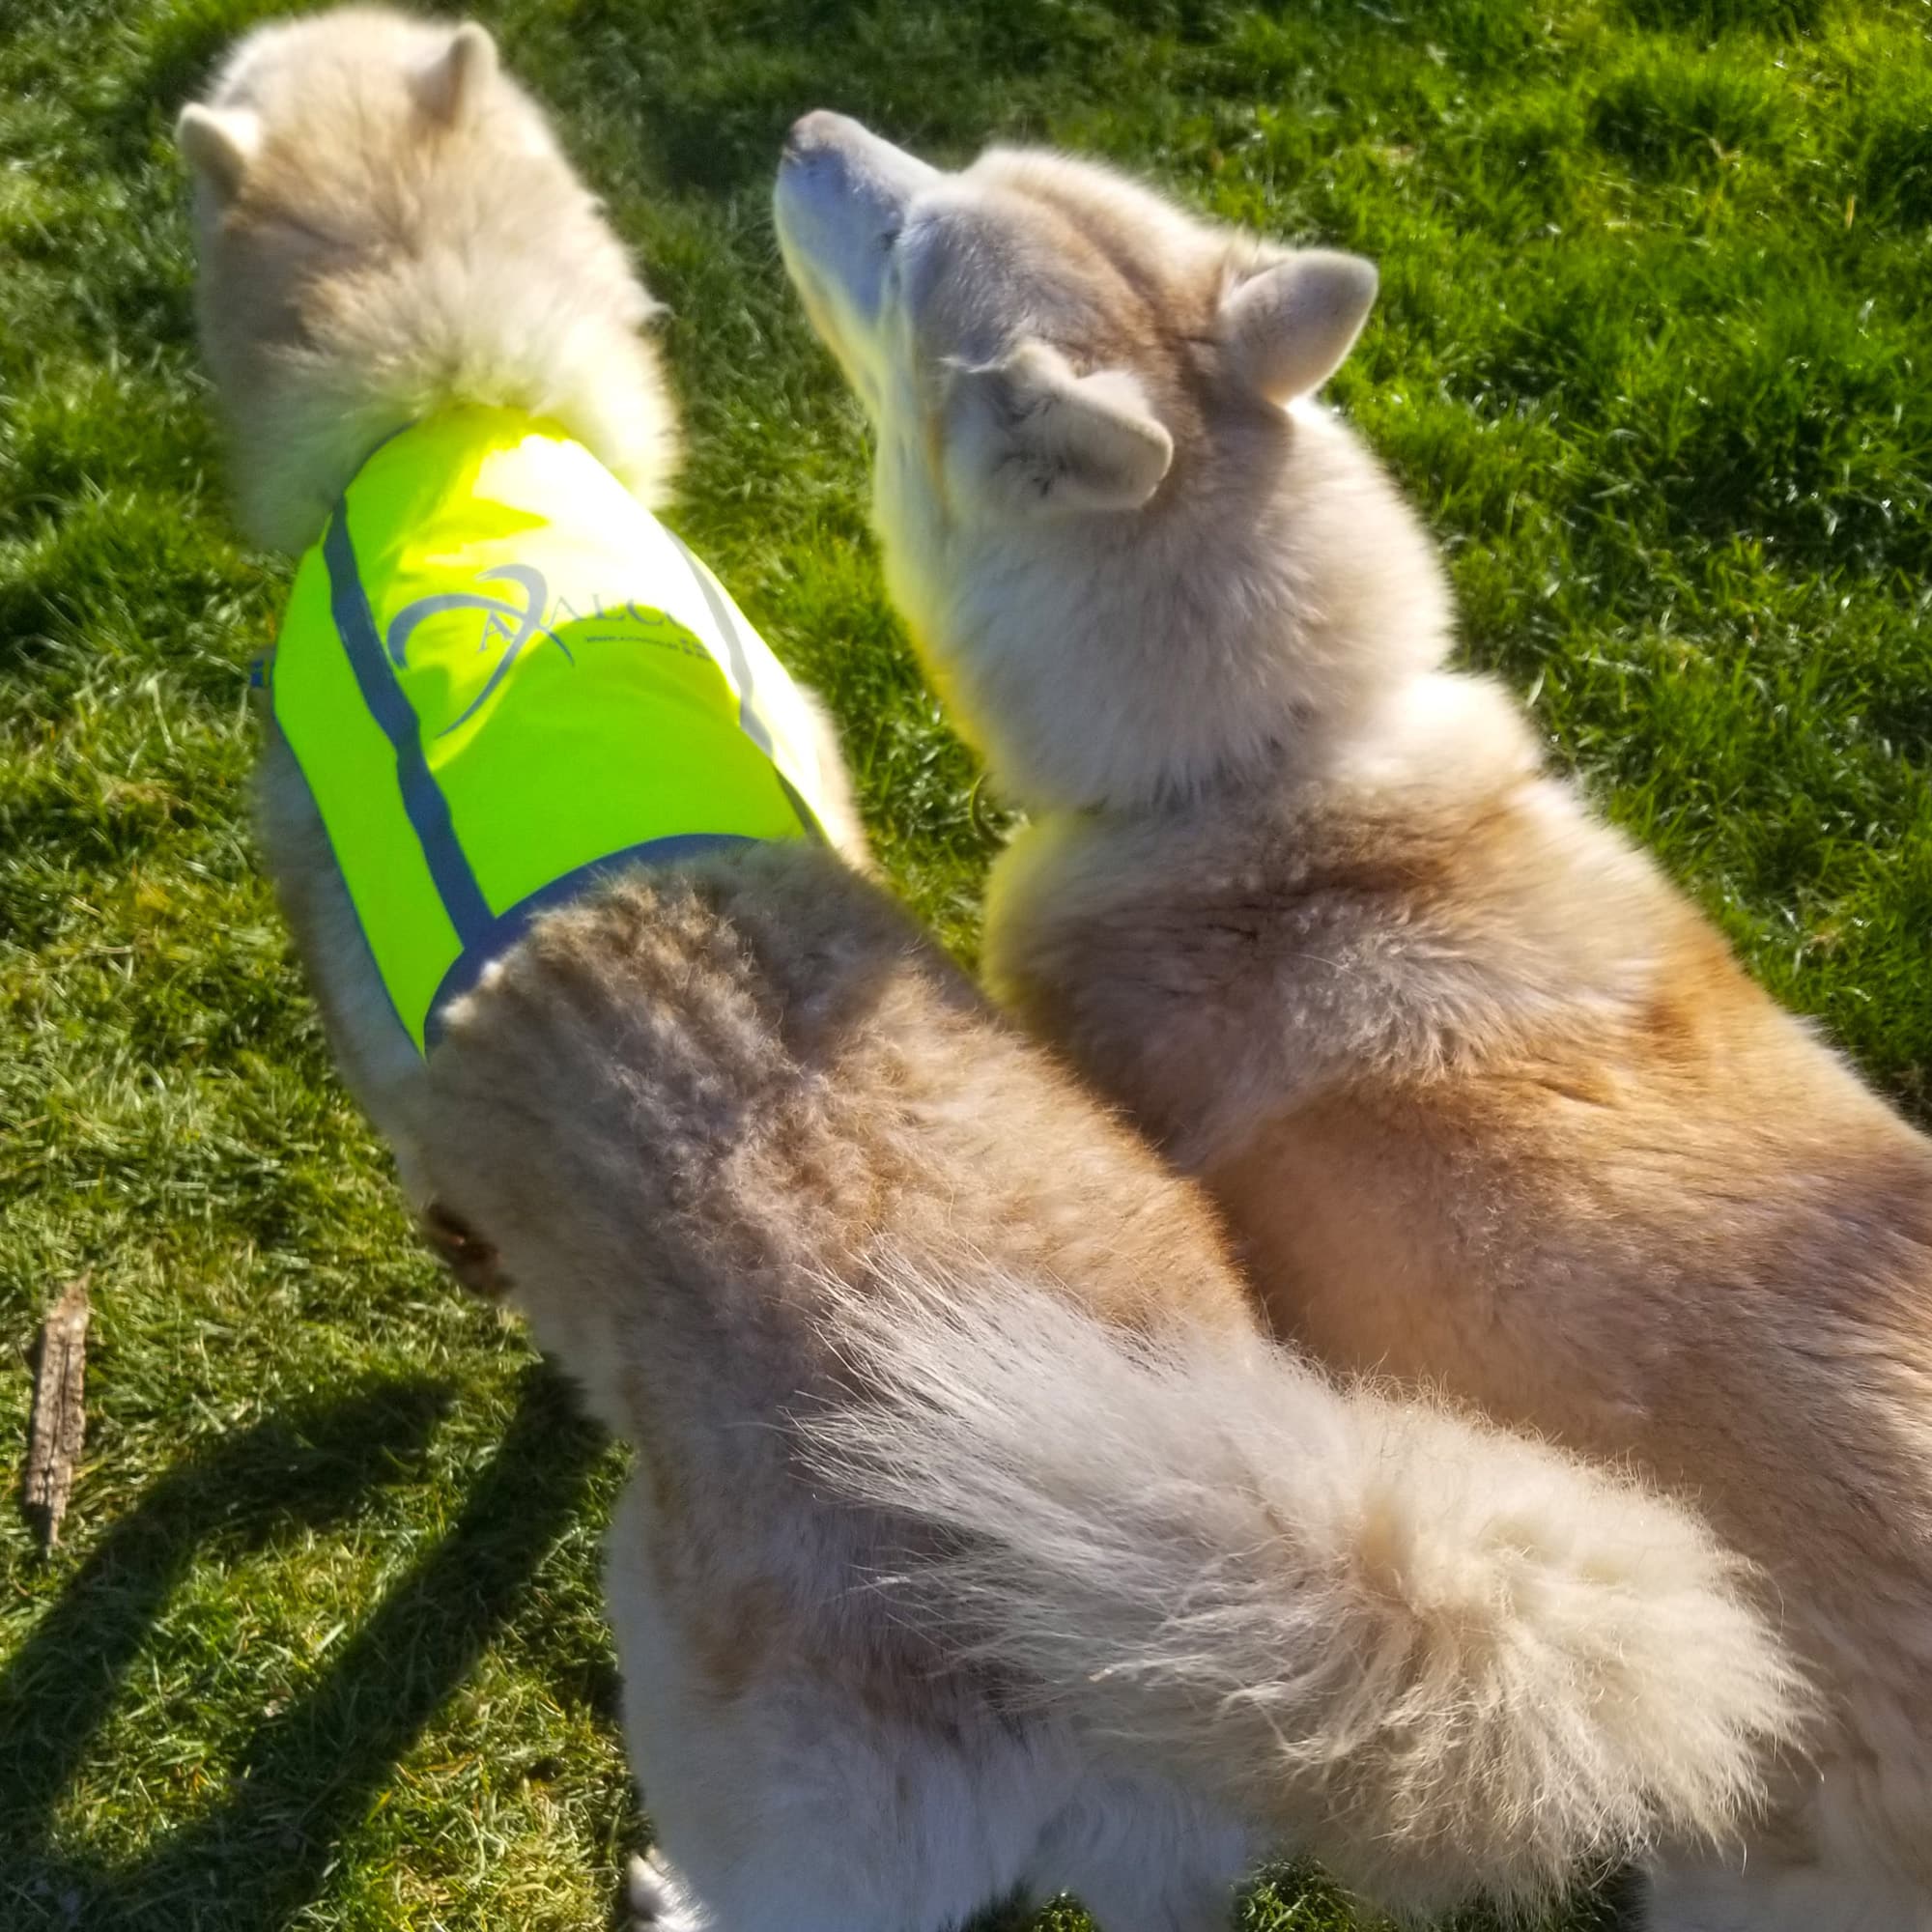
<box><xmin>25</xmin><ymin>1274</ymin><xmax>90</xmax><ymax>1549</ymax></box>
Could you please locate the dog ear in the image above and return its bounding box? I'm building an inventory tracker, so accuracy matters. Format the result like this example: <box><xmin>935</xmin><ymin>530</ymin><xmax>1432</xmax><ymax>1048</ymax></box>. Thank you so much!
<box><xmin>176</xmin><ymin>103</ymin><xmax>260</xmax><ymax>199</ymax></box>
<box><xmin>1219</xmin><ymin>250</ymin><xmax>1378</xmax><ymax>405</ymax></box>
<box><xmin>947</xmin><ymin>342</ymin><xmax>1174</xmax><ymax>515</ymax></box>
<box><xmin>418</xmin><ymin>21</ymin><xmax>497</xmax><ymax>123</ymax></box>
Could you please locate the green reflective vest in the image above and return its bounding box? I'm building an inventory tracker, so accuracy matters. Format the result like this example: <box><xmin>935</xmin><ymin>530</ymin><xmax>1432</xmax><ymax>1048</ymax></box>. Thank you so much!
<box><xmin>268</xmin><ymin>406</ymin><xmax>832</xmax><ymax>1054</ymax></box>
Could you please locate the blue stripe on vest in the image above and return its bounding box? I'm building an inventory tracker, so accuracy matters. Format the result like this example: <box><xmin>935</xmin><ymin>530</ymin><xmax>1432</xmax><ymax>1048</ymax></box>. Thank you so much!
<box><xmin>323</xmin><ymin>506</ymin><xmax>494</xmax><ymax>948</ymax></box>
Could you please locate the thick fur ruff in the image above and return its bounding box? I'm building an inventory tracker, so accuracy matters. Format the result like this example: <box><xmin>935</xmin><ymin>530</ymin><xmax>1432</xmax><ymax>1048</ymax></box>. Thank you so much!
<box><xmin>776</xmin><ymin>116</ymin><xmax>1932</xmax><ymax>1919</ymax></box>
<box><xmin>183</xmin><ymin>7</ymin><xmax>675</xmax><ymax>553</ymax></box>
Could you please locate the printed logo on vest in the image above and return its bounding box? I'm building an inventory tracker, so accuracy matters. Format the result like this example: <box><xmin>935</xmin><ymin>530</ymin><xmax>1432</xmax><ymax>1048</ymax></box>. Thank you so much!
<box><xmin>386</xmin><ymin>564</ymin><xmax>568</xmax><ymax>738</ymax></box>
<box><xmin>385</xmin><ymin>564</ymin><xmax>721</xmax><ymax>739</ymax></box>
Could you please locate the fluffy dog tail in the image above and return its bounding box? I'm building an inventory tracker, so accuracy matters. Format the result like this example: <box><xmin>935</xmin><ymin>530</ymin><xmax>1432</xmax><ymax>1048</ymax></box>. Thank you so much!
<box><xmin>807</xmin><ymin>1269</ymin><xmax>1806</xmax><ymax>1918</ymax></box>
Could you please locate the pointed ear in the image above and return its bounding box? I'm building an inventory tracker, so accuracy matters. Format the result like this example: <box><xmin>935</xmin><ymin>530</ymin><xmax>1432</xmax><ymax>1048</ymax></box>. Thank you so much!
<box><xmin>176</xmin><ymin>103</ymin><xmax>260</xmax><ymax>199</ymax></box>
<box><xmin>1219</xmin><ymin>250</ymin><xmax>1378</xmax><ymax>405</ymax></box>
<box><xmin>946</xmin><ymin>342</ymin><xmax>1173</xmax><ymax>516</ymax></box>
<box><xmin>417</xmin><ymin>21</ymin><xmax>497</xmax><ymax>123</ymax></box>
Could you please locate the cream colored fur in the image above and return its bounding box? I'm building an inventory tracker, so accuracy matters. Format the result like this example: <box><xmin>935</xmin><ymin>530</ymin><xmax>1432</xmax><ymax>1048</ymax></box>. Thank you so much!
<box><xmin>182</xmin><ymin>7</ymin><xmax>672</xmax><ymax>554</ymax></box>
<box><xmin>181</xmin><ymin>27</ymin><xmax>1802</xmax><ymax>1920</ymax></box>
<box><xmin>179</xmin><ymin>8</ymin><xmax>862</xmax><ymax>1198</ymax></box>
<box><xmin>421</xmin><ymin>852</ymin><xmax>1795</xmax><ymax>1924</ymax></box>
<box><xmin>777</xmin><ymin>114</ymin><xmax>1932</xmax><ymax>1929</ymax></box>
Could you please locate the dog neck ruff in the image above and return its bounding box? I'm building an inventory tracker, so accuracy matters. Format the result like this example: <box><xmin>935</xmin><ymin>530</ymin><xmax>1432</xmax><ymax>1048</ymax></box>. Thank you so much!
<box><xmin>269</xmin><ymin>405</ymin><xmax>831</xmax><ymax>1056</ymax></box>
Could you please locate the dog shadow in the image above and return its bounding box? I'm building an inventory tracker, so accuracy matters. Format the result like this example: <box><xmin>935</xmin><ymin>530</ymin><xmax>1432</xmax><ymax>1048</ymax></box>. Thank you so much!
<box><xmin>0</xmin><ymin>1364</ymin><xmax>606</xmax><ymax>1929</ymax></box>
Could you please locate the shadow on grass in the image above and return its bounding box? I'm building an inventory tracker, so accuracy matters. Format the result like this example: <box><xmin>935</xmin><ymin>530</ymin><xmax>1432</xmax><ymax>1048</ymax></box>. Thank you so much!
<box><xmin>0</xmin><ymin>1364</ymin><xmax>604</xmax><ymax>1930</ymax></box>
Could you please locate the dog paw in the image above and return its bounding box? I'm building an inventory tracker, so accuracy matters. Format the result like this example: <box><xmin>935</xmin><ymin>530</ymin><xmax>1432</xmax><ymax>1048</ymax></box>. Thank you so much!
<box><xmin>626</xmin><ymin>1851</ymin><xmax>704</xmax><ymax>1931</ymax></box>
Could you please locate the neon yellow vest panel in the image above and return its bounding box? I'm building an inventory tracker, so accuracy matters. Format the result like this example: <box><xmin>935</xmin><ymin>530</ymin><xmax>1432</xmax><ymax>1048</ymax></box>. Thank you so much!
<box><xmin>270</xmin><ymin>406</ymin><xmax>831</xmax><ymax>1054</ymax></box>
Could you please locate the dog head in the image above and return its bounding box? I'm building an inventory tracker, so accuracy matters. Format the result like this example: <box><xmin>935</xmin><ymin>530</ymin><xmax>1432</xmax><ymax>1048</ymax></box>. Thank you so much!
<box><xmin>179</xmin><ymin>8</ymin><xmax>670</xmax><ymax>550</ymax></box>
<box><xmin>777</xmin><ymin>118</ymin><xmax>1452</xmax><ymax>810</ymax></box>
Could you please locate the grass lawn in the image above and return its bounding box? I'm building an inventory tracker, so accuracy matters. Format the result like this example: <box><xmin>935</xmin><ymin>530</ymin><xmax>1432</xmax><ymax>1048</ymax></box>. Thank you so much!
<box><xmin>3</xmin><ymin>0</ymin><xmax>1928</xmax><ymax>1925</ymax></box>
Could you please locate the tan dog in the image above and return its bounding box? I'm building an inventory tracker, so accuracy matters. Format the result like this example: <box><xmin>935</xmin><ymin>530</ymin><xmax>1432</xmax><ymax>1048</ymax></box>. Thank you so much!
<box><xmin>178</xmin><ymin>29</ymin><xmax>1799</xmax><ymax>1925</ymax></box>
<box><xmin>179</xmin><ymin>5</ymin><xmax>867</xmax><ymax>1209</ymax></box>
<box><xmin>776</xmin><ymin>114</ymin><xmax>1932</xmax><ymax>1930</ymax></box>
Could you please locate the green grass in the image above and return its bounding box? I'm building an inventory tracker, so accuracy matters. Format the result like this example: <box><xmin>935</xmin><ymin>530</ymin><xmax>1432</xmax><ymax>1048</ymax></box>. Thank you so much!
<box><xmin>3</xmin><ymin>0</ymin><xmax>1928</xmax><ymax>1924</ymax></box>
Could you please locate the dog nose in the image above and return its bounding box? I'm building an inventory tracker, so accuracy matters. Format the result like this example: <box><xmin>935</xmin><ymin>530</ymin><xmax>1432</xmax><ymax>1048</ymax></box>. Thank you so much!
<box><xmin>783</xmin><ymin>110</ymin><xmax>850</xmax><ymax>164</ymax></box>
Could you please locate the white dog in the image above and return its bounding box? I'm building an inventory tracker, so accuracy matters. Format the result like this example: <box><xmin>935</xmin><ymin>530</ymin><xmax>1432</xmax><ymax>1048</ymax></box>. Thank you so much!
<box><xmin>776</xmin><ymin>114</ymin><xmax>1932</xmax><ymax>1931</ymax></box>
<box><xmin>180</xmin><ymin>8</ymin><xmax>867</xmax><ymax>1211</ymax></box>
<box><xmin>176</xmin><ymin>32</ymin><xmax>1801</xmax><ymax>1927</ymax></box>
